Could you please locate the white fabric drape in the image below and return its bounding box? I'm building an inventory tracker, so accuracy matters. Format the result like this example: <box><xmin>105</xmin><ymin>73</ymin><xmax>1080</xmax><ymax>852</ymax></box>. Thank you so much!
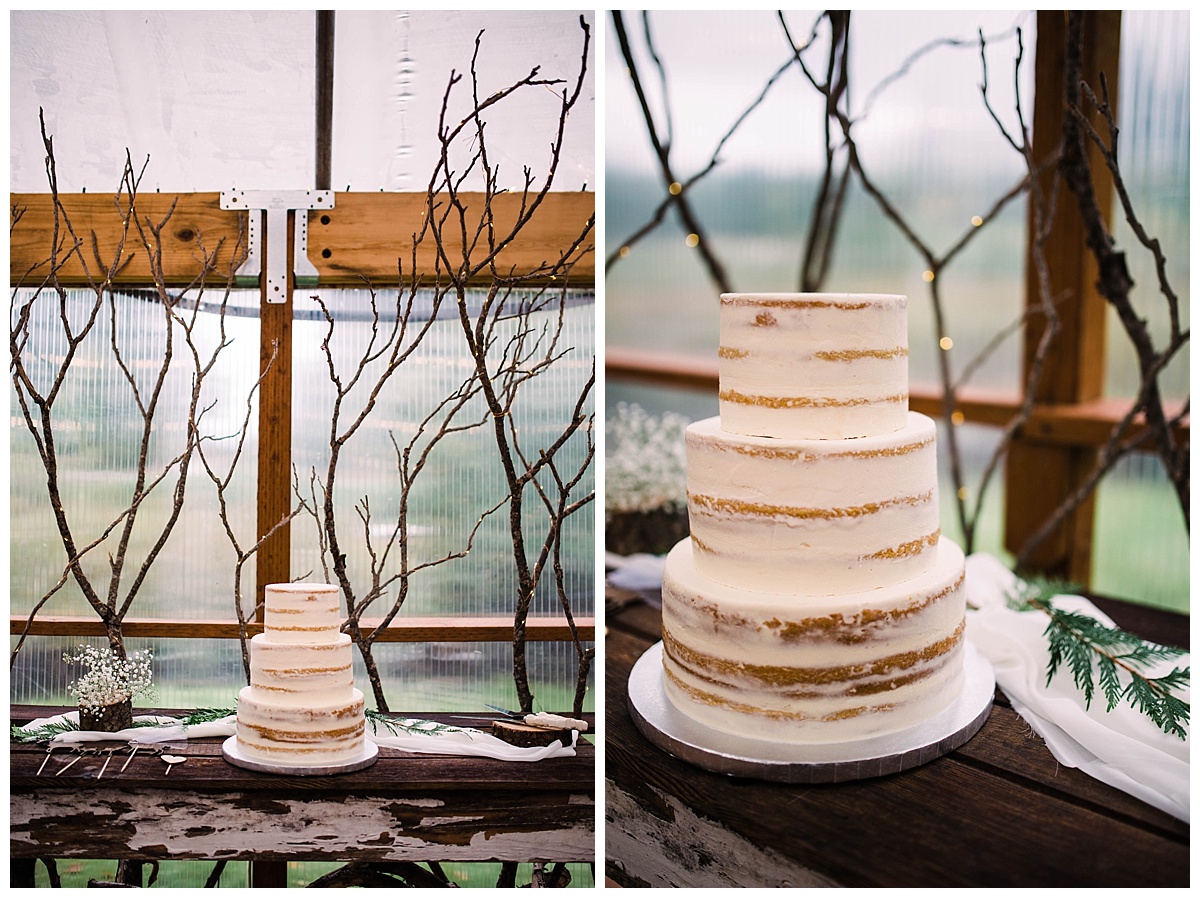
<box><xmin>965</xmin><ymin>553</ymin><xmax>1189</xmax><ymax>822</ymax></box>
<box><xmin>19</xmin><ymin>711</ymin><xmax>578</xmax><ymax>763</ymax></box>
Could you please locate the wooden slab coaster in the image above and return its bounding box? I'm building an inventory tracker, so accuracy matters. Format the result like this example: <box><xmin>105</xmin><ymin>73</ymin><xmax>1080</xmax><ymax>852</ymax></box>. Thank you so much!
<box><xmin>491</xmin><ymin>720</ymin><xmax>573</xmax><ymax>748</ymax></box>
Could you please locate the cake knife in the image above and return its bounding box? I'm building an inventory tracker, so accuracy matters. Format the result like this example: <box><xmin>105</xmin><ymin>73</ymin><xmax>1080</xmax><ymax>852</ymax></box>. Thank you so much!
<box><xmin>484</xmin><ymin>704</ymin><xmax>589</xmax><ymax>732</ymax></box>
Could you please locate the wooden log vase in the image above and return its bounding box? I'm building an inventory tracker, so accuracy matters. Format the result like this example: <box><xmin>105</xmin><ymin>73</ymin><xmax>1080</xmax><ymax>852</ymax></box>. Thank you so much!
<box><xmin>79</xmin><ymin>698</ymin><xmax>133</xmax><ymax>733</ymax></box>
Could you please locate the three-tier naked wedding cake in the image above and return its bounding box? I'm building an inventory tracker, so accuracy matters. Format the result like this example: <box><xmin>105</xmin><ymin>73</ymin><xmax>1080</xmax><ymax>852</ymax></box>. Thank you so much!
<box><xmin>660</xmin><ymin>293</ymin><xmax>967</xmax><ymax>744</ymax></box>
<box><xmin>235</xmin><ymin>583</ymin><xmax>367</xmax><ymax>765</ymax></box>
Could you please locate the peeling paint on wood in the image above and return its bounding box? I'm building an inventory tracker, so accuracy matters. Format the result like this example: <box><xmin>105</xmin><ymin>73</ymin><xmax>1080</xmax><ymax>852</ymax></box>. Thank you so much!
<box><xmin>11</xmin><ymin>710</ymin><xmax>595</xmax><ymax>867</ymax></box>
<box><xmin>605</xmin><ymin>779</ymin><xmax>837</xmax><ymax>888</ymax></box>
<box><xmin>13</xmin><ymin>788</ymin><xmax>594</xmax><ymax>862</ymax></box>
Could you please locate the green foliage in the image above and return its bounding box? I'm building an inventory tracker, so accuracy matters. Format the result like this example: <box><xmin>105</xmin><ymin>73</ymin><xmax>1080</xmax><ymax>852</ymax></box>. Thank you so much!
<box><xmin>12</xmin><ymin>716</ymin><xmax>168</xmax><ymax>743</ymax></box>
<box><xmin>11</xmin><ymin>717</ymin><xmax>83</xmax><ymax>743</ymax></box>
<box><xmin>1008</xmin><ymin>578</ymin><xmax>1190</xmax><ymax>739</ymax></box>
<box><xmin>179</xmin><ymin>708</ymin><xmax>236</xmax><ymax>728</ymax></box>
<box><xmin>365</xmin><ymin>709</ymin><xmax>469</xmax><ymax>737</ymax></box>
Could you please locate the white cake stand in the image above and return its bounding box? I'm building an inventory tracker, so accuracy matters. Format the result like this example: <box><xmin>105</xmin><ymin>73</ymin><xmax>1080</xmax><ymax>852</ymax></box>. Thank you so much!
<box><xmin>222</xmin><ymin>735</ymin><xmax>378</xmax><ymax>776</ymax></box>
<box><xmin>627</xmin><ymin>639</ymin><xmax>995</xmax><ymax>783</ymax></box>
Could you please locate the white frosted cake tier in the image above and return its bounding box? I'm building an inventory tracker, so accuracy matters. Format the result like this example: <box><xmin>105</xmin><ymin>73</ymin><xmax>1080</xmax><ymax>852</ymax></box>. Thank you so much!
<box><xmin>262</xmin><ymin>582</ymin><xmax>342</xmax><ymax>644</ymax></box>
<box><xmin>248</xmin><ymin>632</ymin><xmax>355</xmax><ymax>705</ymax></box>
<box><xmin>661</xmin><ymin>537</ymin><xmax>967</xmax><ymax>744</ymax></box>
<box><xmin>686</xmin><ymin>412</ymin><xmax>940</xmax><ymax>595</ymax></box>
<box><xmin>718</xmin><ymin>293</ymin><xmax>909</xmax><ymax>440</ymax></box>
<box><xmin>235</xmin><ymin>581</ymin><xmax>366</xmax><ymax>768</ymax></box>
<box><xmin>235</xmin><ymin>686</ymin><xmax>366</xmax><ymax>765</ymax></box>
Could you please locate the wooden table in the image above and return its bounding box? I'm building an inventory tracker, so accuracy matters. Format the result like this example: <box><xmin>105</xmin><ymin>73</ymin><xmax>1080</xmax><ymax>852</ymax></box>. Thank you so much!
<box><xmin>606</xmin><ymin>589</ymin><xmax>1189</xmax><ymax>888</ymax></box>
<box><xmin>11</xmin><ymin>707</ymin><xmax>594</xmax><ymax>887</ymax></box>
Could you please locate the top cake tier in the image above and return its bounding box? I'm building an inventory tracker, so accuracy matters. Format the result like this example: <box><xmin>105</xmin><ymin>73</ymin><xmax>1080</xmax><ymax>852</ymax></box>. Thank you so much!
<box><xmin>719</xmin><ymin>293</ymin><xmax>909</xmax><ymax>440</ymax></box>
<box><xmin>263</xmin><ymin>582</ymin><xmax>343</xmax><ymax>644</ymax></box>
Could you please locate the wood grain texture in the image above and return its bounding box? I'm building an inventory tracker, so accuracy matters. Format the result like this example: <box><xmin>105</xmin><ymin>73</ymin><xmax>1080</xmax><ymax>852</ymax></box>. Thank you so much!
<box><xmin>309</xmin><ymin>192</ymin><xmax>595</xmax><ymax>286</ymax></box>
<box><xmin>11</xmin><ymin>787</ymin><xmax>593</xmax><ymax>863</ymax></box>
<box><xmin>11</xmin><ymin>710</ymin><xmax>595</xmax><ymax>865</ymax></box>
<box><xmin>10</xmin><ymin>192</ymin><xmax>245</xmax><ymax>287</ymax></box>
<box><xmin>255</xmin><ymin>214</ymin><xmax>293</xmax><ymax>619</ymax></box>
<box><xmin>604</xmin><ymin>592</ymin><xmax>1188</xmax><ymax>888</ymax></box>
<box><xmin>606</xmin><ymin>781</ymin><xmax>838</xmax><ymax>888</ymax></box>
<box><xmin>11</xmin><ymin>192</ymin><xmax>595</xmax><ymax>287</ymax></box>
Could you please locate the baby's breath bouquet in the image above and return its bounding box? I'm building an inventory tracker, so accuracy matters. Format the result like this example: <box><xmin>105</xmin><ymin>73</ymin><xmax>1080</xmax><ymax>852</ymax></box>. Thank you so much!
<box><xmin>64</xmin><ymin>644</ymin><xmax>155</xmax><ymax>732</ymax></box>
<box><xmin>605</xmin><ymin>402</ymin><xmax>690</xmax><ymax>555</ymax></box>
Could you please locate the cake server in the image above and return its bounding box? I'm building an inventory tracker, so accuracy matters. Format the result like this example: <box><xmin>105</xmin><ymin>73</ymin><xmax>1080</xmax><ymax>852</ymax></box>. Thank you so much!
<box><xmin>484</xmin><ymin>705</ymin><xmax>589</xmax><ymax>732</ymax></box>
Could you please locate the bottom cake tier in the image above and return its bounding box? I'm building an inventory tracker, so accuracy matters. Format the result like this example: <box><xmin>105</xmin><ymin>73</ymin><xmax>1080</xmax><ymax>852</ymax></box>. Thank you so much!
<box><xmin>661</xmin><ymin>536</ymin><xmax>966</xmax><ymax>744</ymax></box>
<box><xmin>235</xmin><ymin>686</ymin><xmax>366</xmax><ymax>765</ymax></box>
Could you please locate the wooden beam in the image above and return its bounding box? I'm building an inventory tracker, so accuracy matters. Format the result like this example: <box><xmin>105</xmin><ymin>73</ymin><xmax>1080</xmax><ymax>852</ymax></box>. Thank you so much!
<box><xmin>9</xmin><ymin>192</ymin><xmax>245</xmax><ymax>287</ymax></box>
<box><xmin>309</xmin><ymin>191</ymin><xmax>595</xmax><ymax>286</ymax></box>
<box><xmin>605</xmin><ymin>347</ymin><xmax>1187</xmax><ymax>449</ymax></box>
<box><xmin>9</xmin><ymin>615</ymin><xmax>596</xmax><ymax>643</ymax></box>
<box><xmin>10</xmin><ymin>191</ymin><xmax>595</xmax><ymax>287</ymax></box>
<box><xmin>1004</xmin><ymin>11</ymin><xmax>1122</xmax><ymax>585</ymax></box>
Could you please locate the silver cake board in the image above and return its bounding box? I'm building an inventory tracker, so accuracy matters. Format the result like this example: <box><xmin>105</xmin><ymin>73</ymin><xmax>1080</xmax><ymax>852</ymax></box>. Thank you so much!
<box><xmin>628</xmin><ymin>639</ymin><xmax>995</xmax><ymax>784</ymax></box>
<box><xmin>222</xmin><ymin>735</ymin><xmax>379</xmax><ymax>776</ymax></box>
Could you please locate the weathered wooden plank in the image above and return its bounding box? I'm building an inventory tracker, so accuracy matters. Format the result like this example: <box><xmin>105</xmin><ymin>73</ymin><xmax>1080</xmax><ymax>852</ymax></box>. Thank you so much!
<box><xmin>9</xmin><ymin>614</ymin><xmax>595</xmax><ymax>643</ymax></box>
<box><xmin>606</xmin><ymin>676</ymin><xmax>1186</xmax><ymax>886</ymax></box>
<box><xmin>605</xmin><ymin>779</ymin><xmax>838</xmax><ymax>888</ymax></box>
<box><xmin>604</xmin><ymin>600</ymin><xmax>1188</xmax><ymax>887</ymax></box>
<box><xmin>951</xmin><ymin>703</ymin><xmax>1187</xmax><ymax>834</ymax></box>
<box><xmin>11</xmin><ymin>709</ymin><xmax>595</xmax><ymax>866</ymax></box>
<box><xmin>11</xmin><ymin>787</ymin><xmax>594</xmax><ymax>863</ymax></box>
<box><xmin>11</xmin><ymin>192</ymin><xmax>595</xmax><ymax>287</ymax></box>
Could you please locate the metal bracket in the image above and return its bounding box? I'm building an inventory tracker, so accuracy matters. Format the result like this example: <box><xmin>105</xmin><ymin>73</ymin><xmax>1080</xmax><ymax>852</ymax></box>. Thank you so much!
<box><xmin>220</xmin><ymin>189</ymin><xmax>335</xmax><ymax>302</ymax></box>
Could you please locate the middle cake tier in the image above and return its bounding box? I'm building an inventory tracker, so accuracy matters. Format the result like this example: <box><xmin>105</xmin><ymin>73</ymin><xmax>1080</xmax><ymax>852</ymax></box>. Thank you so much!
<box><xmin>248</xmin><ymin>632</ymin><xmax>356</xmax><ymax>704</ymax></box>
<box><xmin>686</xmin><ymin>411</ymin><xmax>941</xmax><ymax>596</ymax></box>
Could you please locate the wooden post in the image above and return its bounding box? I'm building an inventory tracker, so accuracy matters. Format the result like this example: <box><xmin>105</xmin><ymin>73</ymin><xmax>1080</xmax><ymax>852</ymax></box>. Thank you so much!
<box><xmin>250</xmin><ymin>210</ymin><xmax>293</xmax><ymax>891</ymax></box>
<box><xmin>1003</xmin><ymin>11</ymin><xmax>1121</xmax><ymax>585</ymax></box>
<box><xmin>254</xmin><ymin>210</ymin><xmax>294</xmax><ymax>617</ymax></box>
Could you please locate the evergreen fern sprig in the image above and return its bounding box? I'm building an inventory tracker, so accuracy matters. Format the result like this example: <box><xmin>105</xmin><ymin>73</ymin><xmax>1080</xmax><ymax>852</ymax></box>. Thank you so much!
<box><xmin>11</xmin><ymin>716</ymin><xmax>167</xmax><ymax>743</ymax></box>
<box><xmin>1007</xmin><ymin>578</ymin><xmax>1190</xmax><ymax>739</ymax></box>
<box><xmin>180</xmin><ymin>708</ymin><xmax>237</xmax><ymax>728</ymax></box>
<box><xmin>366</xmin><ymin>708</ymin><xmax>473</xmax><ymax>739</ymax></box>
<box><xmin>11</xmin><ymin>717</ymin><xmax>82</xmax><ymax>743</ymax></box>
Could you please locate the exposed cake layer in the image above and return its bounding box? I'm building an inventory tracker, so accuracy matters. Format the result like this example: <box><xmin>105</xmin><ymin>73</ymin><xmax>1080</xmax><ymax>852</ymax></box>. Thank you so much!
<box><xmin>719</xmin><ymin>293</ymin><xmax>909</xmax><ymax>440</ymax></box>
<box><xmin>661</xmin><ymin>537</ymin><xmax>966</xmax><ymax>743</ymax></box>
<box><xmin>248</xmin><ymin>632</ymin><xmax>355</xmax><ymax>706</ymax></box>
<box><xmin>264</xmin><ymin>582</ymin><xmax>342</xmax><ymax>644</ymax></box>
<box><xmin>236</xmin><ymin>686</ymin><xmax>366</xmax><ymax>765</ymax></box>
<box><xmin>686</xmin><ymin>412</ymin><xmax>940</xmax><ymax>595</ymax></box>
